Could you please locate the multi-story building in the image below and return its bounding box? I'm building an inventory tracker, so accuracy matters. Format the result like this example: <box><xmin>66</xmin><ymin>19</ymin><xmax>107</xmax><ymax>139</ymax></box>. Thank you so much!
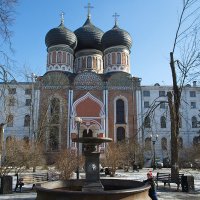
<box><xmin>0</xmin><ymin>11</ymin><xmax>199</xmax><ymax>165</ymax></box>
<box><xmin>137</xmin><ymin>82</ymin><xmax>200</xmax><ymax>166</ymax></box>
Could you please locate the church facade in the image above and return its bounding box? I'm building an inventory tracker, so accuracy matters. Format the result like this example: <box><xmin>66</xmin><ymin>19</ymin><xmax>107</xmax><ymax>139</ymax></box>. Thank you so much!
<box><xmin>35</xmin><ymin>12</ymin><xmax>140</xmax><ymax>161</ymax></box>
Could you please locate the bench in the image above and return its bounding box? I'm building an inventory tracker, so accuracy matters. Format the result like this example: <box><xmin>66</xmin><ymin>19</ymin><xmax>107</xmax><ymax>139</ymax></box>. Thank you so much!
<box><xmin>156</xmin><ymin>172</ymin><xmax>184</xmax><ymax>190</ymax></box>
<box><xmin>15</xmin><ymin>173</ymin><xmax>49</xmax><ymax>192</ymax></box>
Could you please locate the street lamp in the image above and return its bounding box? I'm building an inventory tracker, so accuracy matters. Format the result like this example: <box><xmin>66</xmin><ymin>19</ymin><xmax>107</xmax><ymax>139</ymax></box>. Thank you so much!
<box><xmin>0</xmin><ymin>123</ymin><xmax>5</xmax><ymax>167</ymax></box>
<box><xmin>150</xmin><ymin>134</ymin><xmax>158</xmax><ymax>170</ymax></box>
<box><xmin>75</xmin><ymin>117</ymin><xmax>83</xmax><ymax>180</ymax></box>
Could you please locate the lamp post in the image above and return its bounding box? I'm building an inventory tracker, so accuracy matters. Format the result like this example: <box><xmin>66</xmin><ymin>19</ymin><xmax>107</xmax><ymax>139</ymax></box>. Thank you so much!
<box><xmin>150</xmin><ymin>134</ymin><xmax>158</xmax><ymax>170</ymax></box>
<box><xmin>75</xmin><ymin>117</ymin><xmax>82</xmax><ymax>180</ymax></box>
<box><xmin>0</xmin><ymin>123</ymin><xmax>5</xmax><ymax>167</ymax></box>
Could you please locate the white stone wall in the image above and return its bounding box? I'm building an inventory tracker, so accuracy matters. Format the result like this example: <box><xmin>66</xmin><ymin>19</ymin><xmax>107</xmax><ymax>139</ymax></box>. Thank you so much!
<box><xmin>0</xmin><ymin>82</ymin><xmax>39</xmax><ymax>141</ymax></box>
<box><xmin>139</xmin><ymin>84</ymin><xmax>200</xmax><ymax>165</ymax></box>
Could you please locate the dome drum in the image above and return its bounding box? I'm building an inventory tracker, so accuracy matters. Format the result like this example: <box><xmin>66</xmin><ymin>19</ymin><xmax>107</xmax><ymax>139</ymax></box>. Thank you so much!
<box><xmin>103</xmin><ymin>46</ymin><xmax>130</xmax><ymax>74</ymax></box>
<box><xmin>74</xmin><ymin>54</ymin><xmax>103</xmax><ymax>74</ymax></box>
<box><xmin>48</xmin><ymin>44</ymin><xmax>74</xmax><ymax>54</ymax></box>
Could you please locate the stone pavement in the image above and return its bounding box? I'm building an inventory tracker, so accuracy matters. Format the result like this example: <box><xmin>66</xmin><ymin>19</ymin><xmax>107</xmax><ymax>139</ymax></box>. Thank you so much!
<box><xmin>0</xmin><ymin>168</ymin><xmax>199</xmax><ymax>200</ymax></box>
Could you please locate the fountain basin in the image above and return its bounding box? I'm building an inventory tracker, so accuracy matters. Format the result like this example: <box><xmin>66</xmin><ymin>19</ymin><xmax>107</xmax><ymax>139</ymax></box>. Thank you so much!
<box><xmin>36</xmin><ymin>179</ymin><xmax>151</xmax><ymax>200</ymax></box>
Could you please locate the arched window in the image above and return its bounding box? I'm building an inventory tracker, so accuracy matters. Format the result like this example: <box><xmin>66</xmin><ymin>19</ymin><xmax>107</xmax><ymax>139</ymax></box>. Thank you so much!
<box><xmin>83</xmin><ymin>129</ymin><xmax>93</xmax><ymax>137</ymax></box>
<box><xmin>7</xmin><ymin>114</ymin><xmax>14</xmax><ymax>127</ymax></box>
<box><xmin>145</xmin><ymin>137</ymin><xmax>151</xmax><ymax>150</ymax></box>
<box><xmin>112</xmin><ymin>53</ymin><xmax>116</xmax><ymax>64</ymax></box>
<box><xmin>126</xmin><ymin>55</ymin><xmax>129</xmax><ymax>65</ymax></box>
<box><xmin>87</xmin><ymin>56</ymin><xmax>92</xmax><ymax>68</ymax></box>
<box><xmin>116</xmin><ymin>99</ymin><xmax>125</xmax><ymax>123</ymax></box>
<box><xmin>161</xmin><ymin>137</ymin><xmax>167</xmax><ymax>150</ymax></box>
<box><xmin>193</xmin><ymin>136</ymin><xmax>200</xmax><ymax>146</ymax></box>
<box><xmin>49</xmin><ymin>126</ymin><xmax>59</xmax><ymax>151</ymax></box>
<box><xmin>144</xmin><ymin>116</ymin><xmax>151</xmax><ymax>128</ymax></box>
<box><xmin>24</xmin><ymin>115</ymin><xmax>30</xmax><ymax>127</ymax></box>
<box><xmin>48</xmin><ymin>52</ymin><xmax>51</xmax><ymax>65</ymax></box>
<box><xmin>50</xmin><ymin>98</ymin><xmax>60</xmax><ymax>124</ymax></box>
<box><xmin>160</xmin><ymin>116</ymin><xmax>166</xmax><ymax>128</ymax></box>
<box><xmin>117</xmin><ymin>53</ymin><xmax>121</xmax><ymax>64</ymax></box>
<box><xmin>105</xmin><ymin>56</ymin><xmax>108</xmax><ymax>66</ymax></box>
<box><xmin>67</xmin><ymin>53</ymin><xmax>70</xmax><ymax>65</ymax></box>
<box><xmin>192</xmin><ymin>116</ymin><xmax>197</xmax><ymax>128</ymax></box>
<box><xmin>108</xmin><ymin>54</ymin><xmax>111</xmax><ymax>65</ymax></box>
<box><xmin>117</xmin><ymin>127</ymin><xmax>125</xmax><ymax>142</ymax></box>
<box><xmin>57</xmin><ymin>51</ymin><xmax>62</xmax><ymax>63</ymax></box>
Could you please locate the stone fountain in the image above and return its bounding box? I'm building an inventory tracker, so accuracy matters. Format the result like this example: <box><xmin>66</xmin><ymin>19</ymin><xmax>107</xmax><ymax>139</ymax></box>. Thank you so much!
<box><xmin>36</xmin><ymin>136</ymin><xmax>151</xmax><ymax>200</ymax></box>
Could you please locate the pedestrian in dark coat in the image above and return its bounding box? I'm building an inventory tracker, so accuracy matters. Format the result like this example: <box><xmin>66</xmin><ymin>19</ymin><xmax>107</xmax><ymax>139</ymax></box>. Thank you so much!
<box><xmin>143</xmin><ymin>171</ymin><xmax>158</xmax><ymax>200</ymax></box>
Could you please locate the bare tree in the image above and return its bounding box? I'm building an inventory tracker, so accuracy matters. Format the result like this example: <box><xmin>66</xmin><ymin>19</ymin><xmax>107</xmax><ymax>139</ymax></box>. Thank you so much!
<box><xmin>0</xmin><ymin>0</ymin><xmax>18</xmax><ymax>80</ymax></box>
<box><xmin>168</xmin><ymin>0</ymin><xmax>200</xmax><ymax>180</ymax></box>
<box><xmin>55</xmin><ymin>148</ymin><xmax>81</xmax><ymax>180</ymax></box>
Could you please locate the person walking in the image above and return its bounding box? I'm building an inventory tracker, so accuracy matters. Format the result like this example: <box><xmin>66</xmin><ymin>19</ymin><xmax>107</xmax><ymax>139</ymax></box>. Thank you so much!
<box><xmin>143</xmin><ymin>171</ymin><xmax>158</xmax><ymax>200</ymax></box>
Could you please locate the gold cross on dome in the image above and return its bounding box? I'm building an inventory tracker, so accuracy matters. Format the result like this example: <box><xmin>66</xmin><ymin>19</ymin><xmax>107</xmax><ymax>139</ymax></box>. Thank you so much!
<box><xmin>84</xmin><ymin>2</ymin><xmax>94</xmax><ymax>19</ymax></box>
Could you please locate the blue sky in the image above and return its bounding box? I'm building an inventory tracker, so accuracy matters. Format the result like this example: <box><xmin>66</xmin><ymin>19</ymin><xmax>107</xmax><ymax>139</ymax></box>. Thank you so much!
<box><xmin>10</xmin><ymin>0</ymin><xmax>183</xmax><ymax>85</ymax></box>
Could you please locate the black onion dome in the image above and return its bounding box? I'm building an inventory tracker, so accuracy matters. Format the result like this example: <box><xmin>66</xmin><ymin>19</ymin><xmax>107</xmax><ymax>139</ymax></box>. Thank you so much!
<box><xmin>102</xmin><ymin>24</ymin><xmax>132</xmax><ymax>50</ymax></box>
<box><xmin>74</xmin><ymin>17</ymin><xmax>104</xmax><ymax>52</ymax></box>
<box><xmin>45</xmin><ymin>22</ymin><xmax>77</xmax><ymax>49</ymax></box>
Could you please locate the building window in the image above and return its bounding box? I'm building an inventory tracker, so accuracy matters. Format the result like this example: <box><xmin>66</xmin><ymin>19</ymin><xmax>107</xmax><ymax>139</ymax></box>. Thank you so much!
<box><xmin>191</xmin><ymin>102</ymin><xmax>196</xmax><ymax>109</ymax></box>
<box><xmin>193</xmin><ymin>136</ymin><xmax>200</xmax><ymax>146</ymax></box>
<box><xmin>112</xmin><ymin>53</ymin><xmax>116</xmax><ymax>64</ymax></box>
<box><xmin>116</xmin><ymin>99</ymin><xmax>125</xmax><ymax>124</ymax></box>
<box><xmin>117</xmin><ymin>53</ymin><xmax>121</xmax><ymax>64</ymax></box>
<box><xmin>108</xmin><ymin>54</ymin><xmax>111</xmax><ymax>65</ymax></box>
<box><xmin>116</xmin><ymin>127</ymin><xmax>125</xmax><ymax>142</ymax></box>
<box><xmin>179</xmin><ymin>137</ymin><xmax>183</xmax><ymax>148</ymax></box>
<box><xmin>8</xmin><ymin>88</ymin><xmax>16</xmax><ymax>94</ymax></box>
<box><xmin>24</xmin><ymin>115</ymin><xmax>30</xmax><ymax>127</ymax></box>
<box><xmin>8</xmin><ymin>97</ymin><xmax>15</xmax><ymax>106</ymax></box>
<box><xmin>192</xmin><ymin>116</ymin><xmax>197</xmax><ymax>128</ymax></box>
<box><xmin>87</xmin><ymin>56</ymin><xmax>92</xmax><ymax>68</ymax></box>
<box><xmin>160</xmin><ymin>116</ymin><xmax>166</xmax><ymax>128</ymax></box>
<box><xmin>144</xmin><ymin>116</ymin><xmax>151</xmax><ymax>128</ymax></box>
<box><xmin>105</xmin><ymin>55</ymin><xmax>108</xmax><ymax>66</ymax></box>
<box><xmin>143</xmin><ymin>90</ymin><xmax>150</xmax><ymax>97</ymax></box>
<box><xmin>25</xmin><ymin>99</ymin><xmax>31</xmax><ymax>106</ymax></box>
<box><xmin>48</xmin><ymin>126</ymin><xmax>59</xmax><ymax>151</ymax></box>
<box><xmin>83</xmin><ymin>129</ymin><xmax>93</xmax><ymax>137</ymax></box>
<box><xmin>7</xmin><ymin>115</ymin><xmax>14</xmax><ymax>127</ymax></box>
<box><xmin>57</xmin><ymin>51</ymin><xmax>62</xmax><ymax>63</ymax></box>
<box><xmin>144</xmin><ymin>101</ymin><xmax>150</xmax><ymax>108</ymax></box>
<box><xmin>145</xmin><ymin>137</ymin><xmax>151</xmax><ymax>150</ymax></box>
<box><xmin>159</xmin><ymin>91</ymin><xmax>165</xmax><ymax>97</ymax></box>
<box><xmin>67</xmin><ymin>53</ymin><xmax>70</xmax><ymax>65</ymax></box>
<box><xmin>50</xmin><ymin>98</ymin><xmax>60</xmax><ymax>124</ymax></box>
<box><xmin>190</xmin><ymin>91</ymin><xmax>196</xmax><ymax>97</ymax></box>
<box><xmin>160</xmin><ymin>101</ymin><xmax>165</xmax><ymax>109</ymax></box>
<box><xmin>126</xmin><ymin>55</ymin><xmax>129</xmax><ymax>65</ymax></box>
<box><xmin>25</xmin><ymin>89</ymin><xmax>32</xmax><ymax>95</ymax></box>
<box><xmin>48</xmin><ymin>52</ymin><xmax>51</xmax><ymax>64</ymax></box>
<box><xmin>161</xmin><ymin>137</ymin><xmax>167</xmax><ymax>150</ymax></box>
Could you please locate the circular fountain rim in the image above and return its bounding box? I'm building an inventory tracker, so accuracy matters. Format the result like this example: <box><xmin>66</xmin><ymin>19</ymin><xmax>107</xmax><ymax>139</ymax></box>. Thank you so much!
<box><xmin>36</xmin><ymin>179</ymin><xmax>150</xmax><ymax>194</ymax></box>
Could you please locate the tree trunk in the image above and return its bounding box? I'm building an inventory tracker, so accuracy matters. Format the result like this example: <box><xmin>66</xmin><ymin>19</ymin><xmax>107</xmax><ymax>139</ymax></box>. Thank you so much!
<box><xmin>169</xmin><ymin>52</ymin><xmax>180</xmax><ymax>181</ymax></box>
